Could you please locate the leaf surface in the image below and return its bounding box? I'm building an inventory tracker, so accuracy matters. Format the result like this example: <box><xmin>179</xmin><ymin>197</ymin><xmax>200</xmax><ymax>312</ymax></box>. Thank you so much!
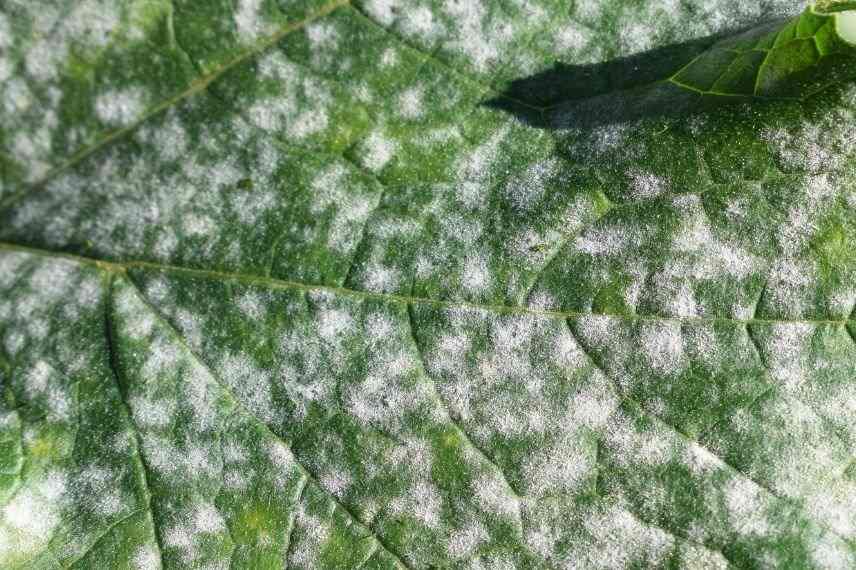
<box><xmin>1</xmin><ymin>1</ymin><xmax>856</xmax><ymax>568</ymax></box>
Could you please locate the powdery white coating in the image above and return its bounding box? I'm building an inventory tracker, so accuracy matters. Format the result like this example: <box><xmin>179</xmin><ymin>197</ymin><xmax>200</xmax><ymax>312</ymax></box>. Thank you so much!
<box><xmin>288</xmin><ymin>498</ymin><xmax>340</xmax><ymax>570</ymax></box>
<box><xmin>129</xmin><ymin>396</ymin><xmax>174</xmax><ymax>429</ymax></box>
<box><xmin>521</xmin><ymin>442</ymin><xmax>594</xmax><ymax>498</ymax></box>
<box><xmin>234</xmin><ymin>0</ymin><xmax>270</xmax><ymax>43</ymax></box>
<box><xmin>440</xmin><ymin>0</ymin><xmax>504</xmax><ymax>73</ymax></box>
<box><xmin>447</xmin><ymin>521</ymin><xmax>489</xmax><ymax>559</ymax></box>
<box><xmin>74</xmin><ymin>463</ymin><xmax>129</xmax><ymax>517</ymax></box>
<box><xmin>9</xmin><ymin>95</ymin><xmax>340</xmax><ymax>276</ymax></box>
<box><xmin>571</xmin><ymin>506</ymin><xmax>674</xmax><ymax>569</ymax></box>
<box><xmin>245</xmin><ymin>50</ymin><xmax>340</xmax><ymax>142</ymax></box>
<box><xmin>319</xmin><ymin>469</ymin><xmax>353</xmax><ymax>499</ymax></box>
<box><xmin>765</xmin><ymin>258</ymin><xmax>817</xmax><ymax>318</ymax></box>
<box><xmin>397</xmin><ymin>86</ymin><xmax>425</xmax><ymax>119</ymax></box>
<box><xmin>3</xmin><ymin>79</ymin><xmax>34</xmax><ymax>115</ymax></box>
<box><xmin>628</xmin><ymin>169</ymin><xmax>669</xmax><ymax>200</ymax></box>
<box><xmin>237</xmin><ymin>290</ymin><xmax>266</xmax><ymax>320</ymax></box>
<box><xmin>574</xmin><ymin>224</ymin><xmax>643</xmax><ymax>256</ymax></box>
<box><xmin>554</xmin><ymin>22</ymin><xmax>592</xmax><ymax>56</ymax></box>
<box><xmin>217</xmin><ymin>354</ymin><xmax>277</xmax><ymax>422</ymax></box>
<box><xmin>95</xmin><ymin>87</ymin><xmax>147</xmax><ymax>127</ymax></box>
<box><xmin>455</xmin><ymin>127</ymin><xmax>509</xmax><ymax>182</ymax></box>
<box><xmin>359</xmin><ymin>130</ymin><xmax>397</xmax><ymax>172</ymax></box>
<box><xmin>502</xmin><ymin>158</ymin><xmax>562</xmax><ymax>212</ymax></box>
<box><xmin>309</xmin><ymin>164</ymin><xmax>380</xmax><ymax>254</ymax></box>
<box><xmin>638</xmin><ymin>321</ymin><xmax>687</xmax><ymax>376</ymax></box>
<box><xmin>132</xmin><ymin>545</ymin><xmax>161</xmax><ymax>570</ymax></box>
<box><xmin>762</xmin><ymin>323</ymin><xmax>814</xmax><ymax>392</ymax></box>
<box><xmin>163</xmin><ymin>502</ymin><xmax>229</xmax><ymax>564</ymax></box>
<box><xmin>389</xmin><ymin>481</ymin><xmax>443</xmax><ymax>528</ymax></box>
<box><xmin>460</xmin><ymin>254</ymin><xmax>491</xmax><ymax>294</ymax></box>
<box><xmin>0</xmin><ymin>0</ymin><xmax>154</xmax><ymax>181</ymax></box>
<box><xmin>603</xmin><ymin>414</ymin><xmax>673</xmax><ymax>468</ymax></box>
<box><xmin>723</xmin><ymin>477</ymin><xmax>773</xmax><ymax>537</ymax></box>
<box><xmin>762</xmin><ymin>108</ymin><xmax>856</xmax><ymax>175</ymax></box>
<box><xmin>669</xmin><ymin>195</ymin><xmax>760</xmax><ymax>281</ymax></box>
<box><xmin>362</xmin><ymin>0</ymin><xmax>398</xmax><ymax>26</ymax></box>
<box><xmin>471</xmin><ymin>471</ymin><xmax>521</xmax><ymax>520</ymax></box>
<box><xmin>0</xmin><ymin>472</ymin><xmax>67</xmax><ymax>565</ymax></box>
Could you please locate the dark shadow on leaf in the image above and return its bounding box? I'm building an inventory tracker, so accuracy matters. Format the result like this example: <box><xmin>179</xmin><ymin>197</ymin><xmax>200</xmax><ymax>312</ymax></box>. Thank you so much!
<box><xmin>487</xmin><ymin>18</ymin><xmax>788</xmax><ymax>129</ymax></box>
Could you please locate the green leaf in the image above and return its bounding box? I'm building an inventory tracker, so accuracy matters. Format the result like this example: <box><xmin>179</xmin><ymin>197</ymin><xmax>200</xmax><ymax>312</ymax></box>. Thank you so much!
<box><xmin>670</xmin><ymin>4</ymin><xmax>856</xmax><ymax>99</ymax></box>
<box><xmin>1</xmin><ymin>1</ymin><xmax>856</xmax><ymax>569</ymax></box>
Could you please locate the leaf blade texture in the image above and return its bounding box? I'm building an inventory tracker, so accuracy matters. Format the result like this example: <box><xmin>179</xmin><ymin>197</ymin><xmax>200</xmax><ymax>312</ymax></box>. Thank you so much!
<box><xmin>1</xmin><ymin>0</ymin><xmax>856</xmax><ymax>568</ymax></box>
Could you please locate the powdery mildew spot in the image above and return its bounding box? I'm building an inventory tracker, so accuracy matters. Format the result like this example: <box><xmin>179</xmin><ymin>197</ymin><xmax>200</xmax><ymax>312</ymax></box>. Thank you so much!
<box><xmin>95</xmin><ymin>87</ymin><xmax>146</xmax><ymax>127</ymax></box>
<box><xmin>359</xmin><ymin>130</ymin><xmax>396</xmax><ymax>172</ymax></box>
<box><xmin>234</xmin><ymin>0</ymin><xmax>270</xmax><ymax>43</ymax></box>
<box><xmin>0</xmin><ymin>473</ymin><xmax>67</xmax><ymax>565</ymax></box>
<box><xmin>132</xmin><ymin>545</ymin><xmax>160</xmax><ymax>570</ymax></box>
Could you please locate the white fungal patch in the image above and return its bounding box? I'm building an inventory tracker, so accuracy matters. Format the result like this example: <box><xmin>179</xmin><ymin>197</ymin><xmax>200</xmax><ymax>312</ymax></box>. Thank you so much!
<box><xmin>397</xmin><ymin>86</ymin><xmax>424</xmax><ymax>119</ymax></box>
<box><xmin>575</xmin><ymin>506</ymin><xmax>674</xmax><ymax>569</ymax></box>
<box><xmin>359</xmin><ymin>130</ymin><xmax>396</xmax><ymax>172</ymax></box>
<box><xmin>765</xmin><ymin>258</ymin><xmax>817</xmax><ymax>317</ymax></box>
<box><xmin>129</xmin><ymin>396</ymin><xmax>174</xmax><ymax>429</ymax></box>
<box><xmin>320</xmin><ymin>469</ymin><xmax>352</xmax><ymax>498</ymax></box>
<box><xmin>234</xmin><ymin>0</ymin><xmax>269</xmax><ymax>42</ymax></box>
<box><xmin>218</xmin><ymin>354</ymin><xmax>277</xmax><ymax>422</ymax></box>
<box><xmin>522</xmin><ymin>442</ymin><xmax>593</xmax><ymax>497</ymax></box>
<box><xmin>132</xmin><ymin>545</ymin><xmax>161</xmax><ymax>570</ymax></box>
<box><xmin>447</xmin><ymin>521</ymin><xmax>489</xmax><ymax>559</ymax></box>
<box><xmin>669</xmin><ymin>198</ymin><xmax>760</xmax><ymax>280</ymax></box>
<box><xmin>455</xmin><ymin>127</ymin><xmax>508</xmax><ymax>182</ymax></box>
<box><xmin>0</xmin><ymin>472</ymin><xmax>67</xmax><ymax>565</ymax></box>
<box><xmin>460</xmin><ymin>255</ymin><xmax>491</xmax><ymax>294</ymax></box>
<box><xmin>639</xmin><ymin>321</ymin><xmax>687</xmax><ymax>376</ymax></box>
<box><xmin>401</xmin><ymin>5</ymin><xmax>440</xmax><ymax>39</ymax></box>
<box><xmin>472</xmin><ymin>472</ymin><xmax>520</xmax><ymax>519</ymax></box>
<box><xmin>574</xmin><ymin>224</ymin><xmax>640</xmax><ymax>256</ymax></box>
<box><xmin>362</xmin><ymin>0</ymin><xmax>398</xmax><ymax>26</ymax></box>
<box><xmin>288</xmin><ymin>108</ymin><xmax>329</xmax><ymax>139</ymax></box>
<box><xmin>762</xmin><ymin>323</ymin><xmax>813</xmax><ymax>392</ymax></box>
<box><xmin>364</xmin><ymin>263</ymin><xmax>403</xmax><ymax>293</ymax></box>
<box><xmin>389</xmin><ymin>481</ymin><xmax>443</xmax><ymax>528</ymax></box>
<box><xmin>628</xmin><ymin>169</ymin><xmax>669</xmax><ymax>200</ymax></box>
<box><xmin>5</xmin><ymin>5</ymin><xmax>856</xmax><ymax>565</ymax></box>
<box><xmin>95</xmin><ymin>87</ymin><xmax>146</xmax><ymax>127</ymax></box>
<box><xmin>317</xmin><ymin>308</ymin><xmax>355</xmax><ymax>342</ymax></box>
<box><xmin>555</xmin><ymin>23</ymin><xmax>591</xmax><ymax>54</ymax></box>
<box><xmin>723</xmin><ymin>477</ymin><xmax>772</xmax><ymax>537</ymax></box>
<box><xmin>309</xmin><ymin>164</ymin><xmax>379</xmax><ymax>254</ymax></box>
<box><xmin>237</xmin><ymin>291</ymin><xmax>266</xmax><ymax>320</ymax></box>
<box><xmin>809</xmin><ymin>531</ymin><xmax>855</xmax><ymax>570</ymax></box>
<box><xmin>502</xmin><ymin>158</ymin><xmax>560</xmax><ymax>211</ymax></box>
<box><xmin>603</xmin><ymin>414</ymin><xmax>674</xmax><ymax>468</ymax></box>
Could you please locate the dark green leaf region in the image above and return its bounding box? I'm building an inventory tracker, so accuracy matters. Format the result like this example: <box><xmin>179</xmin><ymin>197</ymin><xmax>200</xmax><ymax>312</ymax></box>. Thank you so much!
<box><xmin>1</xmin><ymin>0</ymin><xmax>855</xmax><ymax>569</ymax></box>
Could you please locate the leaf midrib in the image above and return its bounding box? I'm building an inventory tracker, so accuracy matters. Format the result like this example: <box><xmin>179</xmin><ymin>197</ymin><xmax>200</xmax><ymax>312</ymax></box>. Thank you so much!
<box><xmin>2</xmin><ymin>241</ymin><xmax>851</xmax><ymax>328</ymax></box>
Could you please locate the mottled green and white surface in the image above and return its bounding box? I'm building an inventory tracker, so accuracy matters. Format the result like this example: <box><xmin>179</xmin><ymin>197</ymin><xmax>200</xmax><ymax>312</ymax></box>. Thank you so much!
<box><xmin>1</xmin><ymin>0</ymin><xmax>856</xmax><ymax>568</ymax></box>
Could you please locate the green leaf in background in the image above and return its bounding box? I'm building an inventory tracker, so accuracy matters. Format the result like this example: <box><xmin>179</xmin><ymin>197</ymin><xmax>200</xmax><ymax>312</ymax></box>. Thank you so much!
<box><xmin>1</xmin><ymin>0</ymin><xmax>856</xmax><ymax>568</ymax></box>
<box><xmin>671</xmin><ymin>1</ymin><xmax>856</xmax><ymax>99</ymax></box>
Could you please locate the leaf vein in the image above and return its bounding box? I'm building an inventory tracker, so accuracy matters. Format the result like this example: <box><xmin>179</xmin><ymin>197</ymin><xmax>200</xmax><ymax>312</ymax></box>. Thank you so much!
<box><xmin>0</xmin><ymin>0</ymin><xmax>350</xmax><ymax>212</ymax></box>
<box><xmin>405</xmin><ymin>303</ymin><xmax>526</xmax><ymax>509</ymax></box>
<box><xmin>102</xmin><ymin>274</ymin><xmax>166</xmax><ymax>570</ymax></box>
<box><xmin>564</xmin><ymin>318</ymin><xmax>852</xmax><ymax>545</ymax></box>
<box><xmin>123</xmin><ymin>275</ymin><xmax>413</xmax><ymax>570</ymax></box>
<box><xmin>2</xmin><ymin>241</ymin><xmax>852</xmax><ymax>330</ymax></box>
